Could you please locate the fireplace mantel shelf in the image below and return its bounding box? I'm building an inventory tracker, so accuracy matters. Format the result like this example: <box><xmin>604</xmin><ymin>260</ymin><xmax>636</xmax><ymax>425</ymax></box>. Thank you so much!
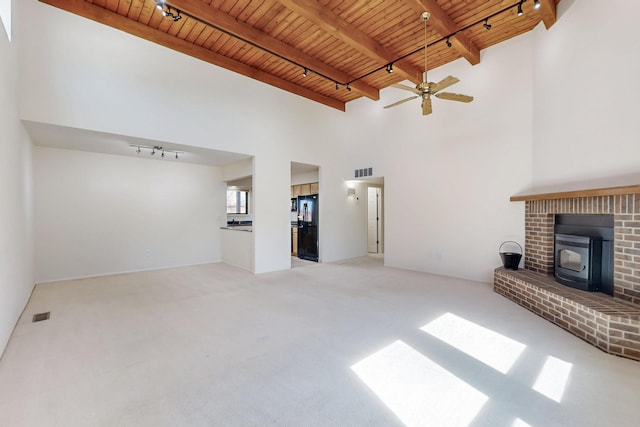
<box><xmin>510</xmin><ymin>184</ymin><xmax>640</xmax><ymax>202</ymax></box>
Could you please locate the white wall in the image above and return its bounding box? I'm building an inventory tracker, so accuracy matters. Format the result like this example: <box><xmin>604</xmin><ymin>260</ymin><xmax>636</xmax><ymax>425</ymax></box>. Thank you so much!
<box><xmin>532</xmin><ymin>1</ymin><xmax>640</xmax><ymax>189</ymax></box>
<box><xmin>34</xmin><ymin>147</ymin><xmax>225</xmax><ymax>282</ymax></box>
<box><xmin>222</xmin><ymin>158</ymin><xmax>253</xmax><ymax>182</ymax></box>
<box><xmin>0</xmin><ymin>0</ymin><xmax>34</xmax><ymax>355</ymax></box>
<box><xmin>17</xmin><ymin>1</ymin><xmax>639</xmax><ymax>285</ymax></box>
<box><xmin>334</xmin><ymin>1</ymin><xmax>640</xmax><ymax>281</ymax></box>
<box><xmin>19</xmin><ymin>0</ymin><xmax>358</xmax><ymax>275</ymax></box>
<box><xmin>342</xmin><ymin>33</ymin><xmax>534</xmax><ymax>281</ymax></box>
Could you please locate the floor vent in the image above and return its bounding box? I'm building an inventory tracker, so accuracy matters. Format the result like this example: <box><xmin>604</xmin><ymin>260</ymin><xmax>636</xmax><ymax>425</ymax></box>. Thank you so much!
<box><xmin>32</xmin><ymin>312</ymin><xmax>50</xmax><ymax>322</ymax></box>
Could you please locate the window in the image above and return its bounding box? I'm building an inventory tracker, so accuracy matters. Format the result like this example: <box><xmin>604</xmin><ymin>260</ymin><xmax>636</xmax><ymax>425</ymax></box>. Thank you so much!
<box><xmin>227</xmin><ymin>190</ymin><xmax>249</xmax><ymax>214</ymax></box>
<box><xmin>0</xmin><ymin>0</ymin><xmax>11</xmax><ymax>41</ymax></box>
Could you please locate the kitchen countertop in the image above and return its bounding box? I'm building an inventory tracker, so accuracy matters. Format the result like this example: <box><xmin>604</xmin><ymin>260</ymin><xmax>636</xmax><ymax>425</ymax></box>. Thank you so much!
<box><xmin>221</xmin><ymin>225</ymin><xmax>252</xmax><ymax>232</ymax></box>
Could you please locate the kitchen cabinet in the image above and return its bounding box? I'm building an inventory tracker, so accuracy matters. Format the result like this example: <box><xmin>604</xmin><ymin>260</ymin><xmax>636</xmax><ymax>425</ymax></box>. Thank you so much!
<box><xmin>291</xmin><ymin>182</ymin><xmax>318</xmax><ymax>197</ymax></box>
<box><xmin>291</xmin><ymin>226</ymin><xmax>298</xmax><ymax>255</ymax></box>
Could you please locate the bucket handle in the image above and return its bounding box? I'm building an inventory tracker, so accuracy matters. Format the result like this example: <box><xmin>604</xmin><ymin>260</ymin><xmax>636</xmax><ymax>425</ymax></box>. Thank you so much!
<box><xmin>499</xmin><ymin>241</ymin><xmax>523</xmax><ymax>254</ymax></box>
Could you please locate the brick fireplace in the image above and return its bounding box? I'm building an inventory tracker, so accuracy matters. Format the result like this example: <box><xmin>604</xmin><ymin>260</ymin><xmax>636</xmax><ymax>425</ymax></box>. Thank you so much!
<box><xmin>494</xmin><ymin>185</ymin><xmax>640</xmax><ymax>361</ymax></box>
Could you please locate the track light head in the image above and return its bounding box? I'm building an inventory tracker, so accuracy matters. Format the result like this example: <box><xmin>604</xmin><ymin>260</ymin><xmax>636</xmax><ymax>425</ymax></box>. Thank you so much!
<box><xmin>346</xmin><ymin>84</ymin><xmax>352</xmax><ymax>91</ymax></box>
<box><xmin>533</xmin><ymin>0</ymin><xmax>541</xmax><ymax>9</ymax></box>
<box><xmin>335</xmin><ymin>83</ymin><xmax>339</xmax><ymax>90</ymax></box>
<box><xmin>131</xmin><ymin>145</ymin><xmax>182</xmax><ymax>159</ymax></box>
<box><xmin>446</xmin><ymin>37</ymin><xmax>452</xmax><ymax>48</ymax></box>
<box><xmin>157</xmin><ymin>3</ymin><xmax>181</xmax><ymax>21</ymax></box>
<box><xmin>483</xmin><ymin>19</ymin><xmax>491</xmax><ymax>30</ymax></box>
<box><xmin>386</xmin><ymin>64</ymin><xmax>394</xmax><ymax>74</ymax></box>
<box><xmin>517</xmin><ymin>1</ymin><xmax>523</xmax><ymax>16</ymax></box>
<box><xmin>302</xmin><ymin>68</ymin><xmax>307</xmax><ymax>77</ymax></box>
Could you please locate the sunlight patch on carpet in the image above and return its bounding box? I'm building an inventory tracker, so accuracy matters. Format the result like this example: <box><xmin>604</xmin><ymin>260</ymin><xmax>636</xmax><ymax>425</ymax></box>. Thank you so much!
<box><xmin>351</xmin><ymin>340</ymin><xmax>488</xmax><ymax>427</ymax></box>
<box><xmin>421</xmin><ymin>312</ymin><xmax>526</xmax><ymax>374</ymax></box>
<box><xmin>533</xmin><ymin>355</ymin><xmax>572</xmax><ymax>403</ymax></box>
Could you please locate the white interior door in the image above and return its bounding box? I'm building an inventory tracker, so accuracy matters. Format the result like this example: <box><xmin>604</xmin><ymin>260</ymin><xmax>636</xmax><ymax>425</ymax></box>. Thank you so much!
<box><xmin>368</xmin><ymin>187</ymin><xmax>381</xmax><ymax>253</ymax></box>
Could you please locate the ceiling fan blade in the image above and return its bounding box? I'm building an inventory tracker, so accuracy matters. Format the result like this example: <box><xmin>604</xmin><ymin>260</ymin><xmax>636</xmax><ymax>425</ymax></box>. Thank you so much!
<box><xmin>431</xmin><ymin>76</ymin><xmax>459</xmax><ymax>93</ymax></box>
<box><xmin>435</xmin><ymin>92</ymin><xmax>474</xmax><ymax>103</ymax></box>
<box><xmin>384</xmin><ymin>95</ymin><xmax>419</xmax><ymax>109</ymax></box>
<box><xmin>422</xmin><ymin>96</ymin><xmax>433</xmax><ymax>115</ymax></box>
<box><xmin>390</xmin><ymin>83</ymin><xmax>421</xmax><ymax>95</ymax></box>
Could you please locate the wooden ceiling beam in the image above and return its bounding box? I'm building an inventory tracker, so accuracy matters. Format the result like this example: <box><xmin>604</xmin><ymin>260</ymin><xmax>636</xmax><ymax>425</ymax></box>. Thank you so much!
<box><xmin>167</xmin><ymin>0</ymin><xmax>379</xmax><ymax>101</ymax></box>
<box><xmin>405</xmin><ymin>0</ymin><xmax>480</xmax><ymax>65</ymax></box>
<box><xmin>537</xmin><ymin>0</ymin><xmax>557</xmax><ymax>30</ymax></box>
<box><xmin>39</xmin><ymin>0</ymin><xmax>345</xmax><ymax>111</ymax></box>
<box><xmin>279</xmin><ymin>0</ymin><xmax>424</xmax><ymax>85</ymax></box>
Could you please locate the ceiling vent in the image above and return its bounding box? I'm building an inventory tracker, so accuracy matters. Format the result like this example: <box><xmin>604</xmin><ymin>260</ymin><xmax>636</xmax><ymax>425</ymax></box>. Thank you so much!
<box><xmin>355</xmin><ymin>167</ymin><xmax>373</xmax><ymax>178</ymax></box>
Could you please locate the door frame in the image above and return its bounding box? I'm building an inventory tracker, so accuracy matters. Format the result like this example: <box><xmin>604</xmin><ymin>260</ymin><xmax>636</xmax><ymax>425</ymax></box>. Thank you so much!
<box><xmin>367</xmin><ymin>184</ymin><xmax>384</xmax><ymax>254</ymax></box>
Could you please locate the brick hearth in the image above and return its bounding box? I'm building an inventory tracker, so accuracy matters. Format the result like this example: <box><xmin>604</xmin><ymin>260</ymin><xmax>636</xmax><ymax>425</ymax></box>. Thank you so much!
<box><xmin>495</xmin><ymin>186</ymin><xmax>640</xmax><ymax>361</ymax></box>
<box><xmin>494</xmin><ymin>268</ymin><xmax>640</xmax><ymax>360</ymax></box>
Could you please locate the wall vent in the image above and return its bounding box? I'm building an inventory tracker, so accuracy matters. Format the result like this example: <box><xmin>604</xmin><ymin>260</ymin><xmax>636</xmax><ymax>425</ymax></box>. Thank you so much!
<box><xmin>355</xmin><ymin>167</ymin><xmax>373</xmax><ymax>178</ymax></box>
<box><xmin>32</xmin><ymin>312</ymin><xmax>50</xmax><ymax>322</ymax></box>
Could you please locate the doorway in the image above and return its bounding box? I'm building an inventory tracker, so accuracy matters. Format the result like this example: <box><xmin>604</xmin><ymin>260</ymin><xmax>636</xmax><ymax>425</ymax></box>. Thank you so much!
<box><xmin>367</xmin><ymin>185</ymin><xmax>383</xmax><ymax>254</ymax></box>
<box><xmin>291</xmin><ymin>162</ymin><xmax>320</xmax><ymax>266</ymax></box>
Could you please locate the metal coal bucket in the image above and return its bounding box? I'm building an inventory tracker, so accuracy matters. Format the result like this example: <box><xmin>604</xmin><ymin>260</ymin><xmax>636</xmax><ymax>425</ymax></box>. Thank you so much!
<box><xmin>499</xmin><ymin>241</ymin><xmax>523</xmax><ymax>270</ymax></box>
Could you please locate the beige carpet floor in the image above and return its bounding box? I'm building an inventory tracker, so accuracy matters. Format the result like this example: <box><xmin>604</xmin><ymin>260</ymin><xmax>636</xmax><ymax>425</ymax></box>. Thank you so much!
<box><xmin>1</xmin><ymin>256</ymin><xmax>639</xmax><ymax>426</ymax></box>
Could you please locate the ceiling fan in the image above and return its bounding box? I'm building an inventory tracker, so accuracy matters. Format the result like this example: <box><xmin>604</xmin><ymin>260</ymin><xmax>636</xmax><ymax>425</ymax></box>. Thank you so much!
<box><xmin>384</xmin><ymin>12</ymin><xmax>473</xmax><ymax>115</ymax></box>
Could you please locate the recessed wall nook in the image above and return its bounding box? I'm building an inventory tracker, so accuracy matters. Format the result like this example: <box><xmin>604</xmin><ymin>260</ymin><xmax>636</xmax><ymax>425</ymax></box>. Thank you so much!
<box><xmin>494</xmin><ymin>185</ymin><xmax>640</xmax><ymax>361</ymax></box>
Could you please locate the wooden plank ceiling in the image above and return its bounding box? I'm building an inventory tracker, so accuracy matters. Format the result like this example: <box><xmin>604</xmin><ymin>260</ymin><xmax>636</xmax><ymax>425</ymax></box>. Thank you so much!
<box><xmin>40</xmin><ymin>0</ymin><xmax>558</xmax><ymax>111</ymax></box>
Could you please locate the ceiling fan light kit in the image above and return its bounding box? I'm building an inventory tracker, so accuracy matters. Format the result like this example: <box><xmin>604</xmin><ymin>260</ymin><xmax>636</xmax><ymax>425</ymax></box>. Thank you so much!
<box><xmin>384</xmin><ymin>11</ymin><xmax>474</xmax><ymax>116</ymax></box>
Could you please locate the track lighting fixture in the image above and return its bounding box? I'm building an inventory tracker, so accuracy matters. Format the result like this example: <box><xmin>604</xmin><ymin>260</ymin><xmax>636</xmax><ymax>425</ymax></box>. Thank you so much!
<box><xmin>130</xmin><ymin>145</ymin><xmax>184</xmax><ymax>160</ymax></box>
<box><xmin>354</xmin><ymin>3</ymin><xmax>527</xmax><ymax>85</ymax></box>
<box><xmin>346</xmin><ymin>84</ymin><xmax>352</xmax><ymax>91</ymax></box>
<box><xmin>157</xmin><ymin>0</ymin><xmax>532</xmax><ymax>98</ymax></box>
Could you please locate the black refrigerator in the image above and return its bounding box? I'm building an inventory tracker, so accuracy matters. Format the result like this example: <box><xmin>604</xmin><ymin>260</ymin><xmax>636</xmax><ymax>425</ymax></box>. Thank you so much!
<box><xmin>297</xmin><ymin>194</ymin><xmax>318</xmax><ymax>262</ymax></box>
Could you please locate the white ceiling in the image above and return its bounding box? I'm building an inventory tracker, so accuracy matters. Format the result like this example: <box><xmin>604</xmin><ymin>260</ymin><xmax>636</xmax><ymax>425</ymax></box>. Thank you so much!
<box><xmin>291</xmin><ymin>161</ymin><xmax>318</xmax><ymax>175</ymax></box>
<box><xmin>23</xmin><ymin>120</ymin><xmax>251</xmax><ymax>167</ymax></box>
